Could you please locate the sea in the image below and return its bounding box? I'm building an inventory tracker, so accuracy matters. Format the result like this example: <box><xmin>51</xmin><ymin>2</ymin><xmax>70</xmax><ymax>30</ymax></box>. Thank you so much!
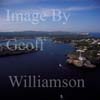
<box><xmin>0</xmin><ymin>38</ymin><xmax>100</xmax><ymax>100</ymax></box>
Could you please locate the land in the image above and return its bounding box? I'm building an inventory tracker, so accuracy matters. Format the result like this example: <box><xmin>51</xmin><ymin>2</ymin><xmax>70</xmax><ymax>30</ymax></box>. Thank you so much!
<box><xmin>49</xmin><ymin>32</ymin><xmax>100</xmax><ymax>68</ymax></box>
<box><xmin>0</xmin><ymin>31</ymin><xmax>100</xmax><ymax>68</ymax></box>
<box><xmin>66</xmin><ymin>38</ymin><xmax>100</xmax><ymax>68</ymax></box>
<box><xmin>0</xmin><ymin>45</ymin><xmax>39</xmax><ymax>57</ymax></box>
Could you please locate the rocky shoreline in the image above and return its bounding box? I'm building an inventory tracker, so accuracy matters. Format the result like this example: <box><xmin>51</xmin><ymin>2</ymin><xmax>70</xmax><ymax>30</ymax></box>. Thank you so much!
<box><xmin>66</xmin><ymin>38</ymin><xmax>100</xmax><ymax>68</ymax></box>
<box><xmin>66</xmin><ymin>54</ymin><xmax>96</xmax><ymax>68</ymax></box>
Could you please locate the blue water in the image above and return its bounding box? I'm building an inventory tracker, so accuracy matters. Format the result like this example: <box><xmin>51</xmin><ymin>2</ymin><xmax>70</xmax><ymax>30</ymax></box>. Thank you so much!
<box><xmin>0</xmin><ymin>38</ymin><xmax>100</xmax><ymax>99</ymax></box>
<box><xmin>0</xmin><ymin>39</ymin><xmax>76</xmax><ymax>77</ymax></box>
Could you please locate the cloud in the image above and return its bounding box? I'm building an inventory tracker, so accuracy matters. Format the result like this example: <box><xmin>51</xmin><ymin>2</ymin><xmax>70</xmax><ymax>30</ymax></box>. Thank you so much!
<box><xmin>65</xmin><ymin>6</ymin><xmax>100</xmax><ymax>11</ymax></box>
<box><xmin>0</xmin><ymin>5</ymin><xmax>100</xmax><ymax>19</ymax></box>
<box><xmin>33</xmin><ymin>6</ymin><xmax>100</xmax><ymax>12</ymax></box>
<box><xmin>0</xmin><ymin>0</ymin><xmax>97</xmax><ymax>6</ymax></box>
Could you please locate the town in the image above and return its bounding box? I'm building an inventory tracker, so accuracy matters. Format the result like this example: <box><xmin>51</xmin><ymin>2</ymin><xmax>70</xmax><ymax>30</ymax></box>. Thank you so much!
<box><xmin>66</xmin><ymin>38</ymin><xmax>100</xmax><ymax>68</ymax></box>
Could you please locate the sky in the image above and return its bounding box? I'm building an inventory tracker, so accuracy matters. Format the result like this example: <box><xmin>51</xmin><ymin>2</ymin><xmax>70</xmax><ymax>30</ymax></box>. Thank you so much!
<box><xmin>0</xmin><ymin>0</ymin><xmax>100</xmax><ymax>32</ymax></box>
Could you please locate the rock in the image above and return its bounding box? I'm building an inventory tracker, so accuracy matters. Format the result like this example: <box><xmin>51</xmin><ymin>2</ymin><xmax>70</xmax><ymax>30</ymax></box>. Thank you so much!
<box><xmin>73</xmin><ymin>60</ymin><xmax>83</xmax><ymax>67</ymax></box>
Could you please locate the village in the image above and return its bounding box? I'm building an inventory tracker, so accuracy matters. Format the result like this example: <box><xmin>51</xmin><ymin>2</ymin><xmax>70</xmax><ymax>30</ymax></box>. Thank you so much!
<box><xmin>66</xmin><ymin>38</ymin><xmax>100</xmax><ymax>68</ymax></box>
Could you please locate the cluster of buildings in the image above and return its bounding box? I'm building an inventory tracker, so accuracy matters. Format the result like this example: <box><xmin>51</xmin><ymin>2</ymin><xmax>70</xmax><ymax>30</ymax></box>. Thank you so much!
<box><xmin>67</xmin><ymin>38</ymin><xmax>100</xmax><ymax>68</ymax></box>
